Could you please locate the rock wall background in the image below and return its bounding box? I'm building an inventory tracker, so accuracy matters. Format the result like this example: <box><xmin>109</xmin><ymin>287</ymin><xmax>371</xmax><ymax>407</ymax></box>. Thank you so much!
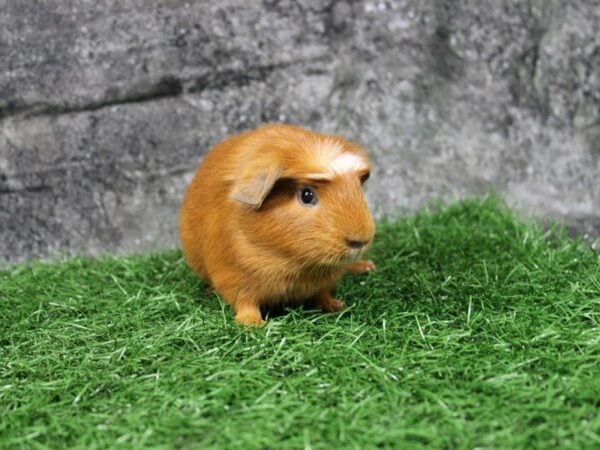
<box><xmin>1</xmin><ymin>0</ymin><xmax>599</xmax><ymax>265</ymax></box>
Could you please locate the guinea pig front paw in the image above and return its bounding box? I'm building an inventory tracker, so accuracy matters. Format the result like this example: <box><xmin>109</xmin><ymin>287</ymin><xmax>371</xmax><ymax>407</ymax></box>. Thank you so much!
<box><xmin>233</xmin><ymin>298</ymin><xmax>265</xmax><ymax>326</ymax></box>
<box><xmin>346</xmin><ymin>259</ymin><xmax>376</xmax><ymax>274</ymax></box>
<box><xmin>235</xmin><ymin>312</ymin><xmax>266</xmax><ymax>327</ymax></box>
<box><xmin>315</xmin><ymin>291</ymin><xmax>346</xmax><ymax>313</ymax></box>
<box><xmin>322</xmin><ymin>298</ymin><xmax>346</xmax><ymax>313</ymax></box>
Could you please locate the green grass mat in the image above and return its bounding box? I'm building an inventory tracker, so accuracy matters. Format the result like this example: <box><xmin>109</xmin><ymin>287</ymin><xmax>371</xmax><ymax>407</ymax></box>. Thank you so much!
<box><xmin>1</xmin><ymin>197</ymin><xmax>599</xmax><ymax>449</ymax></box>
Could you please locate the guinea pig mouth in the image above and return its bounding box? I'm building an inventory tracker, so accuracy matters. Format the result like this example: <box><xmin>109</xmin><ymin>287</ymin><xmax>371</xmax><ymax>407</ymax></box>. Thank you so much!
<box><xmin>344</xmin><ymin>248</ymin><xmax>365</xmax><ymax>263</ymax></box>
<box><xmin>318</xmin><ymin>246</ymin><xmax>368</xmax><ymax>268</ymax></box>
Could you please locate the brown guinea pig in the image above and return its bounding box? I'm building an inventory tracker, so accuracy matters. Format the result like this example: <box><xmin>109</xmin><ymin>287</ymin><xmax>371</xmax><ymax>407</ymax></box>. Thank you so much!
<box><xmin>179</xmin><ymin>123</ymin><xmax>375</xmax><ymax>326</ymax></box>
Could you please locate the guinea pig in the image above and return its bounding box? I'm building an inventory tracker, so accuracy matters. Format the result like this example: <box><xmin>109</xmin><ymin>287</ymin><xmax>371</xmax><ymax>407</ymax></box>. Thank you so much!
<box><xmin>179</xmin><ymin>123</ymin><xmax>375</xmax><ymax>326</ymax></box>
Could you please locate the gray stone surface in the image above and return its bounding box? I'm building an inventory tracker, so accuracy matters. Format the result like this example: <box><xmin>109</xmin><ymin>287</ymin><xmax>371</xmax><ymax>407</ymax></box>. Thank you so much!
<box><xmin>1</xmin><ymin>0</ymin><xmax>599</xmax><ymax>265</ymax></box>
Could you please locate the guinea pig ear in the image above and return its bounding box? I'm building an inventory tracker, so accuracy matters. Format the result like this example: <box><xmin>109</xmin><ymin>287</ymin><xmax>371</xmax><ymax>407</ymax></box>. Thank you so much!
<box><xmin>230</xmin><ymin>166</ymin><xmax>284</xmax><ymax>208</ymax></box>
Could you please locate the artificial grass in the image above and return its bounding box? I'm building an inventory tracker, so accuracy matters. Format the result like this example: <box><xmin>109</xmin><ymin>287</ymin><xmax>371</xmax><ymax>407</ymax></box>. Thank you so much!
<box><xmin>1</xmin><ymin>197</ymin><xmax>599</xmax><ymax>449</ymax></box>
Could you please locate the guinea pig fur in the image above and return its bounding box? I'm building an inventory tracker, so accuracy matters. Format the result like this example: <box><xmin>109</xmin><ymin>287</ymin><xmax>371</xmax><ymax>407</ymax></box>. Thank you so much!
<box><xmin>179</xmin><ymin>123</ymin><xmax>375</xmax><ymax>326</ymax></box>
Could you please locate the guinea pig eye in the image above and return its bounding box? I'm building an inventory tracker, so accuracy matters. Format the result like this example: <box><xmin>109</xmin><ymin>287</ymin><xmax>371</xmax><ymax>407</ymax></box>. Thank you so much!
<box><xmin>360</xmin><ymin>171</ymin><xmax>370</xmax><ymax>184</ymax></box>
<box><xmin>298</xmin><ymin>187</ymin><xmax>317</xmax><ymax>206</ymax></box>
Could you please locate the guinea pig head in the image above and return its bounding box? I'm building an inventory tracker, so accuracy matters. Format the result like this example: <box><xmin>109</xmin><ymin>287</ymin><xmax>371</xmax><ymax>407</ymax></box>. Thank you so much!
<box><xmin>230</xmin><ymin>133</ymin><xmax>375</xmax><ymax>269</ymax></box>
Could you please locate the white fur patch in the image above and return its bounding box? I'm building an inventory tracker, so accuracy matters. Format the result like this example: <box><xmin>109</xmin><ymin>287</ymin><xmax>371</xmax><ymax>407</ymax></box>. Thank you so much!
<box><xmin>329</xmin><ymin>153</ymin><xmax>368</xmax><ymax>175</ymax></box>
<box><xmin>307</xmin><ymin>138</ymin><xmax>368</xmax><ymax>179</ymax></box>
<box><xmin>313</xmin><ymin>139</ymin><xmax>344</xmax><ymax>167</ymax></box>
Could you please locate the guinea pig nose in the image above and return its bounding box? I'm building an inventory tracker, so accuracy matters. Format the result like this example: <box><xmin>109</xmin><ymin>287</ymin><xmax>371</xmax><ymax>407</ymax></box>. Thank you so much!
<box><xmin>346</xmin><ymin>238</ymin><xmax>368</xmax><ymax>249</ymax></box>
